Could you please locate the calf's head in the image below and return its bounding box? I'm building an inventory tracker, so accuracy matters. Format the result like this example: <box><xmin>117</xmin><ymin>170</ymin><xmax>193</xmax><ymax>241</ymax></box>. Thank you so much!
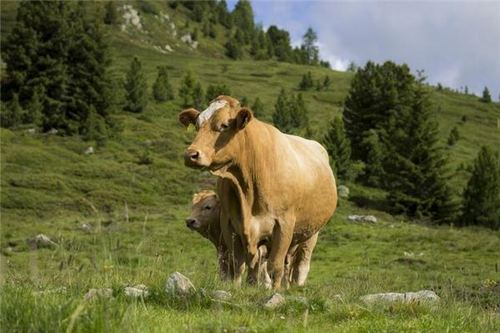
<box><xmin>186</xmin><ymin>190</ymin><xmax>220</xmax><ymax>238</ymax></box>
<box><xmin>178</xmin><ymin>95</ymin><xmax>253</xmax><ymax>170</ymax></box>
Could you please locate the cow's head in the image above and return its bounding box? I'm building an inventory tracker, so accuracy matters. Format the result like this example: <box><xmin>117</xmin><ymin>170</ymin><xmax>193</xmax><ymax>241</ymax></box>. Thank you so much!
<box><xmin>178</xmin><ymin>95</ymin><xmax>253</xmax><ymax>170</ymax></box>
<box><xmin>185</xmin><ymin>190</ymin><xmax>220</xmax><ymax>236</ymax></box>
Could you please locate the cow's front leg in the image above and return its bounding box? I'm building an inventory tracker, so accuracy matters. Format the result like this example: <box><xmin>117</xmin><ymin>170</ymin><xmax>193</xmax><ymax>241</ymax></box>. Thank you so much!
<box><xmin>268</xmin><ymin>218</ymin><xmax>294</xmax><ymax>289</ymax></box>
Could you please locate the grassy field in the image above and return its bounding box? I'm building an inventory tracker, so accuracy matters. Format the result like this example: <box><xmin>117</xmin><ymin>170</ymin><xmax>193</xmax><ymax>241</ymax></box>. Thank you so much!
<box><xmin>1</xmin><ymin>1</ymin><xmax>500</xmax><ymax>332</ymax></box>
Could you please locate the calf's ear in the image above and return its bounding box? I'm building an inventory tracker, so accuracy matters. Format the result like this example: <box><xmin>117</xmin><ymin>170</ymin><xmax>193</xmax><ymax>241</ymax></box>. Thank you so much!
<box><xmin>236</xmin><ymin>107</ymin><xmax>253</xmax><ymax>129</ymax></box>
<box><xmin>178</xmin><ymin>108</ymin><xmax>200</xmax><ymax>127</ymax></box>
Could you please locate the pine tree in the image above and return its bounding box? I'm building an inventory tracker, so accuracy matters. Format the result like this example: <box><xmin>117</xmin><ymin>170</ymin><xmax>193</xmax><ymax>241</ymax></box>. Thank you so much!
<box><xmin>23</xmin><ymin>86</ymin><xmax>43</xmax><ymax>126</ymax></box>
<box><xmin>232</xmin><ymin>0</ymin><xmax>254</xmax><ymax>42</ymax></box>
<box><xmin>383</xmin><ymin>83</ymin><xmax>456</xmax><ymax>221</ymax></box>
<box><xmin>192</xmin><ymin>82</ymin><xmax>205</xmax><ymax>110</ymax></box>
<box><xmin>347</xmin><ymin>61</ymin><xmax>357</xmax><ymax>72</ymax></box>
<box><xmin>225</xmin><ymin>37</ymin><xmax>243</xmax><ymax>60</ymax></box>
<box><xmin>1</xmin><ymin>94</ymin><xmax>22</xmax><ymax>128</ymax></box>
<box><xmin>273</xmin><ymin>89</ymin><xmax>291</xmax><ymax>133</ymax></box>
<box><xmin>480</xmin><ymin>86</ymin><xmax>492</xmax><ymax>103</ymax></box>
<box><xmin>460</xmin><ymin>146</ymin><xmax>500</xmax><ymax>229</ymax></box>
<box><xmin>104</xmin><ymin>1</ymin><xmax>118</xmax><ymax>25</ymax></box>
<box><xmin>152</xmin><ymin>66</ymin><xmax>174</xmax><ymax>102</ymax></box>
<box><xmin>301</xmin><ymin>27</ymin><xmax>319</xmax><ymax>65</ymax></box>
<box><xmin>216</xmin><ymin>0</ymin><xmax>232</xmax><ymax>28</ymax></box>
<box><xmin>251</xmin><ymin>97</ymin><xmax>264</xmax><ymax>118</ymax></box>
<box><xmin>323</xmin><ymin>75</ymin><xmax>332</xmax><ymax>90</ymax></box>
<box><xmin>323</xmin><ymin>117</ymin><xmax>351</xmax><ymax>180</ymax></box>
<box><xmin>361</xmin><ymin>130</ymin><xmax>385</xmax><ymax>187</ymax></box>
<box><xmin>124</xmin><ymin>57</ymin><xmax>148</xmax><ymax>113</ymax></box>
<box><xmin>240</xmin><ymin>96</ymin><xmax>249</xmax><ymax>107</ymax></box>
<box><xmin>447</xmin><ymin>126</ymin><xmax>460</xmax><ymax>146</ymax></box>
<box><xmin>179</xmin><ymin>71</ymin><xmax>195</xmax><ymax>107</ymax></box>
<box><xmin>290</xmin><ymin>93</ymin><xmax>309</xmax><ymax>131</ymax></box>
<box><xmin>299</xmin><ymin>72</ymin><xmax>314</xmax><ymax>90</ymax></box>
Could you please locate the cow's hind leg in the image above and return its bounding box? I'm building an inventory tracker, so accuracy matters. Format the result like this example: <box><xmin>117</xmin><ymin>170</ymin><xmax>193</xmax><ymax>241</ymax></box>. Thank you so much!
<box><xmin>267</xmin><ymin>218</ymin><xmax>294</xmax><ymax>289</ymax></box>
<box><xmin>291</xmin><ymin>232</ymin><xmax>319</xmax><ymax>286</ymax></box>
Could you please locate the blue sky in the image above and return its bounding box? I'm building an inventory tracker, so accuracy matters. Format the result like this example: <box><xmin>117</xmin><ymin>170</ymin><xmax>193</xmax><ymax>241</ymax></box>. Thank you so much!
<box><xmin>228</xmin><ymin>1</ymin><xmax>500</xmax><ymax>98</ymax></box>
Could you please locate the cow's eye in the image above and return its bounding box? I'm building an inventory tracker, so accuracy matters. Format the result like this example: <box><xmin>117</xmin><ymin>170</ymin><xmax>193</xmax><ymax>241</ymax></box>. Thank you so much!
<box><xmin>203</xmin><ymin>205</ymin><xmax>211</xmax><ymax>210</ymax></box>
<box><xmin>219</xmin><ymin>123</ymin><xmax>229</xmax><ymax>131</ymax></box>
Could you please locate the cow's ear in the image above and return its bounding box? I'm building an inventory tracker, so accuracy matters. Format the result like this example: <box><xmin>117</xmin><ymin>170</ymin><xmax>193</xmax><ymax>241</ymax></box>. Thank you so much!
<box><xmin>178</xmin><ymin>108</ymin><xmax>200</xmax><ymax>128</ymax></box>
<box><xmin>236</xmin><ymin>107</ymin><xmax>253</xmax><ymax>129</ymax></box>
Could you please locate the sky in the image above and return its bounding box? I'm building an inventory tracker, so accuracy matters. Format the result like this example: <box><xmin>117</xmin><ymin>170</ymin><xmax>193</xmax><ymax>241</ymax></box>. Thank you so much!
<box><xmin>228</xmin><ymin>0</ymin><xmax>500</xmax><ymax>98</ymax></box>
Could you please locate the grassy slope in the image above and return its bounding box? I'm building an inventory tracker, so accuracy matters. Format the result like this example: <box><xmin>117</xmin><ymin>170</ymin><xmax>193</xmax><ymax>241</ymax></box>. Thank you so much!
<box><xmin>1</xmin><ymin>1</ymin><xmax>500</xmax><ymax>332</ymax></box>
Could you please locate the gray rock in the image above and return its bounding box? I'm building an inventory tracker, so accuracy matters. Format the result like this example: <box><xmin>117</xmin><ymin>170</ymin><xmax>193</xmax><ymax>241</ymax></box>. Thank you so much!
<box><xmin>28</xmin><ymin>234</ymin><xmax>57</xmax><ymax>249</ymax></box>
<box><xmin>165</xmin><ymin>272</ymin><xmax>195</xmax><ymax>296</ymax></box>
<box><xmin>80</xmin><ymin>223</ymin><xmax>92</xmax><ymax>232</ymax></box>
<box><xmin>263</xmin><ymin>293</ymin><xmax>286</xmax><ymax>310</ymax></box>
<box><xmin>347</xmin><ymin>215</ymin><xmax>377</xmax><ymax>223</ymax></box>
<box><xmin>124</xmin><ymin>284</ymin><xmax>149</xmax><ymax>298</ymax></box>
<box><xmin>47</xmin><ymin>128</ymin><xmax>58</xmax><ymax>135</ymax></box>
<box><xmin>361</xmin><ymin>290</ymin><xmax>439</xmax><ymax>305</ymax></box>
<box><xmin>85</xmin><ymin>288</ymin><xmax>113</xmax><ymax>300</ymax></box>
<box><xmin>212</xmin><ymin>290</ymin><xmax>232</xmax><ymax>301</ymax></box>
<box><xmin>26</xmin><ymin>128</ymin><xmax>36</xmax><ymax>134</ymax></box>
<box><xmin>84</xmin><ymin>146</ymin><xmax>94</xmax><ymax>155</ymax></box>
<box><xmin>338</xmin><ymin>185</ymin><xmax>350</xmax><ymax>198</ymax></box>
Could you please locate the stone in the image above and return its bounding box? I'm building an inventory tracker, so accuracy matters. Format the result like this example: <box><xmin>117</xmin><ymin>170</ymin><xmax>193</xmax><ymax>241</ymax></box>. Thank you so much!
<box><xmin>337</xmin><ymin>185</ymin><xmax>350</xmax><ymax>198</ymax></box>
<box><xmin>347</xmin><ymin>215</ymin><xmax>377</xmax><ymax>223</ymax></box>
<box><xmin>263</xmin><ymin>293</ymin><xmax>286</xmax><ymax>310</ymax></box>
<box><xmin>84</xmin><ymin>147</ymin><xmax>94</xmax><ymax>155</ymax></box>
<box><xmin>360</xmin><ymin>290</ymin><xmax>439</xmax><ymax>305</ymax></box>
<box><xmin>212</xmin><ymin>290</ymin><xmax>232</xmax><ymax>301</ymax></box>
<box><xmin>47</xmin><ymin>128</ymin><xmax>58</xmax><ymax>135</ymax></box>
<box><xmin>28</xmin><ymin>234</ymin><xmax>57</xmax><ymax>249</ymax></box>
<box><xmin>85</xmin><ymin>288</ymin><xmax>113</xmax><ymax>300</ymax></box>
<box><xmin>121</xmin><ymin>5</ymin><xmax>142</xmax><ymax>30</ymax></box>
<box><xmin>124</xmin><ymin>284</ymin><xmax>149</xmax><ymax>298</ymax></box>
<box><xmin>80</xmin><ymin>223</ymin><xmax>92</xmax><ymax>232</ymax></box>
<box><xmin>165</xmin><ymin>272</ymin><xmax>195</xmax><ymax>296</ymax></box>
<box><xmin>26</xmin><ymin>128</ymin><xmax>36</xmax><ymax>134</ymax></box>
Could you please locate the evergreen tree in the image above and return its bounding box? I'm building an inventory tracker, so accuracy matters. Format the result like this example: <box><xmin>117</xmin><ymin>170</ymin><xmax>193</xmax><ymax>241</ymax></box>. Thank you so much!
<box><xmin>124</xmin><ymin>57</ymin><xmax>148</xmax><ymax>113</ymax></box>
<box><xmin>323</xmin><ymin>75</ymin><xmax>332</xmax><ymax>90</ymax></box>
<box><xmin>251</xmin><ymin>97</ymin><xmax>264</xmax><ymax>118</ymax></box>
<box><xmin>232</xmin><ymin>0</ymin><xmax>254</xmax><ymax>42</ymax></box>
<box><xmin>179</xmin><ymin>71</ymin><xmax>195</xmax><ymax>107</ymax></box>
<box><xmin>1</xmin><ymin>94</ymin><xmax>22</xmax><ymax>128</ymax></box>
<box><xmin>266</xmin><ymin>26</ymin><xmax>293</xmax><ymax>62</ymax></box>
<box><xmin>206</xmin><ymin>84</ymin><xmax>231</xmax><ymax>102</ymax></box>
<box><xmin>299</xmin><ymin>72</ymin><xmax>314</xmax><ymax>90</ymax></box>
<box><xmin>347</xmin><ymin>61</ymin><xmax>357</xmax><ymax>72</ymax></box>
<box><xmin>240</xmin><ymin>96</ymin><xmax>249</xmax><ymax>107</ymax></box>
<box><xmin>23</xmin><ymin>86</ymin><xmax>43</xmax><ymax>126</ymax></box>
<box><xmin>464</xmin><ymin>86</ymin><xmax>469</xmax><ymax>95</ymax></box>
<box><xmin>361</xmin><ymin>129</ymin><xmax>385</xmax><ymax>187</ymax></box>
<box><xmin>323</xmin><ymin>117</ymin><xmax>351</xmax><ymax>180</ymax></box>
<box><xmin>225</xmin><ymin>37</ymin><xmax>243</xmax><ymax>60</ymax></box>
<box><xmin>447</xmin><ymin>126</ymin><xmax>460</xmax><ymax>146</ymax></box>
<box><xmin>480</xmin><ymin>86</ymin><xmax>492</xmax><ymax>103</ymax></box>
<box><xmin>290</xmin><ymin>93</ymin><xmax>309</xmax><ymax>131</ymax></box>
<box><xmin>152</xmin><ymin>66</ymin><xmax>174</xmax><ymax>102</ymax></box>
<box><xmin>104</xmin><ymin>1</ymin><xmax>118</xmax><ymax>25</ymax></box>
<box><xmin>460</xmin><ymin>146</ymin><xmax>500</xmax><ymax>229</ymax></box>
<box><xmin>216</xmin><ymin>0</ymin><xmax>232</xmax><ymax>28</ymax></box>
<box><xmin>301</xmin><ymin>27</ymin><xmax>319</xmax><ymax>65</ymax></box>
<box><xmin>383</xmin><ymin>83</ymin><xmax>456</xmax><ymax>221</ymax></box>
<box><xmin>273</xmin><ymin>89</ymin><xmax>291</xmax><ymax>133</ymax></box>
<box><xmin>192</xmin><ymin>82</ymin><xmax>205</xmax><ymax>110</ymax></box>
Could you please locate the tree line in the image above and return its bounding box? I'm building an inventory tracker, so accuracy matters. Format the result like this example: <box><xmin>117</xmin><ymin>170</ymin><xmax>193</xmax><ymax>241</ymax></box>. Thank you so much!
<box><xmin>321</xmin><ymin>61</ymin><xmax>499</xmax><ymax>229</ymax></box>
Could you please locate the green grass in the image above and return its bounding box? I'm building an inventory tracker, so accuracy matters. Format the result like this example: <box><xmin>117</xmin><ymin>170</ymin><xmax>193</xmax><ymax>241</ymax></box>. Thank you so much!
<box><xmin>1</xmin><ymin>1</ymin><xmax>500</xmax><ymax>332</ymax></box>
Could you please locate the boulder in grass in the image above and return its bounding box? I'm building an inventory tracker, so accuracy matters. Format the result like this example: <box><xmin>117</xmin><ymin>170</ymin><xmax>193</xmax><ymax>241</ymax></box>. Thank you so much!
<box><xmin>28</xmin><ymin>234</ymin><xmax>57</xmax><ymax>249</ymax></box>
<box><xmin>263</xmin><ymin>293</ymin><xmax>286</xmax><ymax>310</ymax></box>
<box><xmin>361</xmin><ymin>290</ymin><xmax>439</xmax><ymax>305</ymax></box>
<box><xmin>165</xmin><ymin>272</ymin><xmax>195</xmax><ymax>296</ymax></box>
<box><xmin>85</xmin><ymin>288</ymin><xmax>113</xmax><ymax>301</ymax></box>
<box><xmin>212</xmin><ymin>290</ymin><xmax>232</xmax><ymax>301</ymax></box>
<box><xmin>347</xmin><ymin>215</ymin><xmax>377</xmax><ymax>223</ymax></box>
<box><xmin>124</xmin><ymin>284</ymin><xmax>149</xmax><ymax>298</ymax></box>
<box><xmin>337</xmin><ymin>185</ymin><xmax>350</xmax><ymax>198</ymax></box>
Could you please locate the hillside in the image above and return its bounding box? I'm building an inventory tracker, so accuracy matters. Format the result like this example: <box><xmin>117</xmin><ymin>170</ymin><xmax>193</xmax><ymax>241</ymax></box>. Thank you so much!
<box><xmin>1</xmin><ymin>2</ymin><xmax>499</xmax><ymax>332</ymax></box>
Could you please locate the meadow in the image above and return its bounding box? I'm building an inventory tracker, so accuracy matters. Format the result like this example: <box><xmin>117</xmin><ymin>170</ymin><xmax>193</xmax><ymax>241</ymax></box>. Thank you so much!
<box><xmin>1</xmin><ymin>2</ymin><xmax>500</xmax><ymax>332</ymax></box>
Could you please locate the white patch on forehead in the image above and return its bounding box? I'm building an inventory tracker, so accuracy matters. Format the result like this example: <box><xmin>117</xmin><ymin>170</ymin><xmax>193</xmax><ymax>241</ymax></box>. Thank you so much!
<box><xmin>197</xmin><ymin>100</ymin><xmax>228</xmax><ymax>127</ymax></box>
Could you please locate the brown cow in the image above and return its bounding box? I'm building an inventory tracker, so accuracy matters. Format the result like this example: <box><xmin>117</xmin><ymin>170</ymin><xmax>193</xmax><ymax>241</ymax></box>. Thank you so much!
<box><xmin>179</xmin><ymin>95</ymin><xmax>337</xmax><ymax>289</ymax></box>
<box><xmin>186</xmin><ymin>190</ymin><xmax>319</xmax><ymax>287</ymax></box>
